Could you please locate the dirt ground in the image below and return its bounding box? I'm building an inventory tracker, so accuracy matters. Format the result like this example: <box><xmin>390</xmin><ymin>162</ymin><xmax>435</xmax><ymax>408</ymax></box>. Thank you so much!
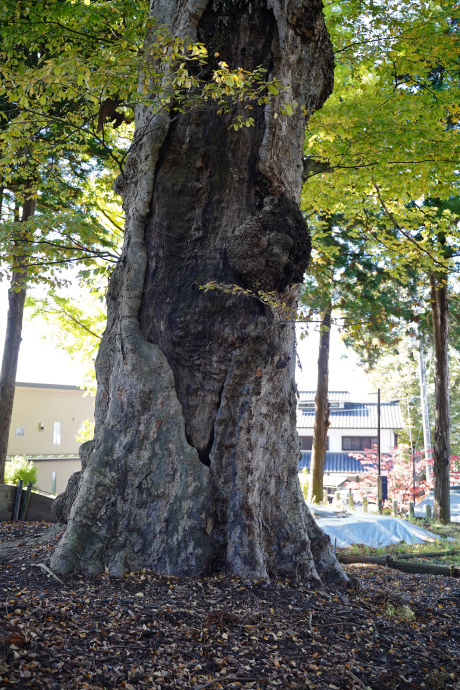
<box><xmin>1</xmin><ymin>521</ymin><xmax>459</xmax><ymax>689</ymax></box>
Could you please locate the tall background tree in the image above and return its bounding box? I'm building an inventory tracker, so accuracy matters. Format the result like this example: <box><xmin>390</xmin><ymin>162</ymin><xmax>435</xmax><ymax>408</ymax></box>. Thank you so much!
<box><xmin>307</xmin><ymin>299</ymin><xmax>332</xmax><ymax>504</ymax></box>
<box><xmin>0</xmin><ymin>0</ymin><xmax>143</xmax><ymax>481</ymax></box>
<box><xmin>0</xmin><ymin>161</ymin><xmax>119</xmax><ymax>483</ymax></box>
<box><xmin>300</xmin><ymin>215</ymin><xmax>416</xmax><ymax>503</ymax></box>
<box><xmin>301</xmin><ymin>0</ymin><xmax>460</xmax><ymax>522</ymax></box>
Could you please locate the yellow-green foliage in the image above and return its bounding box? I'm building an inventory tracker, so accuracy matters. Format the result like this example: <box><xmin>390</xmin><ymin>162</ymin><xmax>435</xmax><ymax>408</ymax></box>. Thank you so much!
<box><xmin>4</xmin><ymin>456</ymin><xmax>37</xmax><ymax>487</ymax></box>
<box><xmin>27</xmin><ymin>291</ymin><xmax>107</xmax><ymax>394</ymax></box>
<box><xmin>299</xmin><ymin>468</ymin><xmax>309</xmax><ymax>501</ymax></box>
<box><xmin>0</xmin><ymin>0</ymin><xmax>278</xmax><ymax>195</ymax></box>
<box><xmin>75</xmin><ymin>419</ymin><xmax>95</xmax><ymax>444</ymax></box>
<box><xmin>302</xmin><ymin>0</ymin><xmax>460</xmax><ymax>277</ymax></box>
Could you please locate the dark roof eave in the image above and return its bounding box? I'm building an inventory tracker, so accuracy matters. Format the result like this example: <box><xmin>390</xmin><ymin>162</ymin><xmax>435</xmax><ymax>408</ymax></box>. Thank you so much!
<box><xmin>16</xmin><ymin>382</ymin><xmax>85</xmax><ymax>391</ymax></box>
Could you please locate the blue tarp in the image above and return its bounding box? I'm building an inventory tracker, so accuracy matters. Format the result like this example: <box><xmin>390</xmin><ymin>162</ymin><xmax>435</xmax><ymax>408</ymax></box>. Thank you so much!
<box><xmin>311</xmin><ymin>508</ymin><xmax>453</xmax><ymax>548</ymax></box>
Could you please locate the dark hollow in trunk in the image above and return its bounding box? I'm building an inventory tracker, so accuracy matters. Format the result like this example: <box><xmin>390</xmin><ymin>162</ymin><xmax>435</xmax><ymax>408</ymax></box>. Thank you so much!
<box><xmin>0</xmin><ymin>197</ymin><xmax>35</xmax><ymax>483</ymax></box>
<box><xmin>308</xmin><ymin>301</ymin><xmax>332</xmax><ymax>504</ymax></box>
<box><xmin>430</xmin><ymin>272</ymin><xmax>451</xmax><ymax>524</ymax></box>
<box><xmin>51</xmin><ymin>0</ymin><xmax>347</xmax><ymax>584</ymax></box>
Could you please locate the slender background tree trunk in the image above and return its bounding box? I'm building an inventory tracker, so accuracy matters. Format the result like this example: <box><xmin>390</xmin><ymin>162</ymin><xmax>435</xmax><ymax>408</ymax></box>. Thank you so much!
<box><xmin>51</xmin><ymin>0</ymin><xmax>347</xmax><ymax>585</ymax></box>
<box><xmin>430</xmin><ymin>272</ymin><xmax>451</xmax><ymax>523</ymax></box>
<box><xmin>0</xmin><ymin>196</ymin><xmax>35</xmax><ymax>483</ymax></box>
<box><xmin>308</xmin><ymin>301</ymin><xmax>332</xmax><ymax>504</ymax></box>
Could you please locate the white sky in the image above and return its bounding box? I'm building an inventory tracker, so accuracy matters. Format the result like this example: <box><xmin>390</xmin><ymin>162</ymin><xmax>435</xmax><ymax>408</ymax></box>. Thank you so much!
<box><xmin>0</xmin><ymin>283</ymin><xmax>86</xmax><ymax>386</ymax></box>
<box><xmin>295</xmin><ymin>323</ymin><xmax>371</xmax><ymax>399</ymax></box>
<box><xmin>1</xmin><ymin>282</ymin><xmax>371</xmax><ymax>398</ymax></box>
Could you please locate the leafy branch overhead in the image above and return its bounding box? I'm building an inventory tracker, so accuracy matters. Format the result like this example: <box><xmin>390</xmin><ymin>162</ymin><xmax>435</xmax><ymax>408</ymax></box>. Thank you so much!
<box><xmin>0</xmin><ymin>0</ymin><xmax>281</xmax><ymax>184</ymax></box>
<box><xmin>0</xmin><ymin>0</ymin><xmax>286</xmax><ymax>291</ymax></box>
<box><xmin>26</xmin><ymin>291</ymin><xmax>106</xmax><ymax>394</ymax></box>
<box><xmin>300</xmin><ymin>0</ymin><xmax>460</xmax><ymax>366</ymax></box>
<box><xmin>303</xmin><ymin>0</ymin><xmax>460</xmax><ymax>274</ymax></box>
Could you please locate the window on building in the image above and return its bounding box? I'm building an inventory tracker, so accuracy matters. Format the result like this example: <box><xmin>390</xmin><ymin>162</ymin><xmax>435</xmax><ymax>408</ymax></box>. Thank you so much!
<box><xmin>299</xmin><ymin>436</ymin><xmax>329</xmax><ymax>451</ymax></box>
<box><xmin>16</xmin><ymin>426</ymin><xmax>26</xmax><ymax>438</ymax></box>
<box><xmin>329</xmin><ymin>402</ymin><xmax>340</xmax><ymax>408</ymax></box>
<box><xmin>342</xmin><ymin>436</ymin><xmax>378</xmax><ymax>451</ymax></box>
<box><xmin>300</xmin><ymin>436</ymin><xmax>313</xmax><ymax>450</ymax></box>
<box><xmin>51</xmin><ymin>471</ymin><xmax>57</xmax><ymax>495</ymax></box>
<box><xmin>53</xmin><ymin>421</ymin><xmax>62</xmax><ymax>445</ymax></box>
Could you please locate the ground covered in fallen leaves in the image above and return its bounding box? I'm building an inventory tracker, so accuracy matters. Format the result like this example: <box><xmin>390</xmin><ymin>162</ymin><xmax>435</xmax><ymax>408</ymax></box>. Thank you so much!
<box><xmin>1</xmin><ymin>522</ymin><xmax>460</xmax><ymax>689</ymax></box>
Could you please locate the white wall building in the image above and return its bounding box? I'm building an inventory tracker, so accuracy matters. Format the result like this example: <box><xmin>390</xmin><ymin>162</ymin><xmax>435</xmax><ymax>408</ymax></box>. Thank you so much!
<box><xmin>296</xmin><ymin>391</ymin><xmax>403</xmax><ymax>486</ymax></box>
<box><xmin>6</xmin><ymin>382</ymin><xmax>95</xmax><ymax>495</ymax></box>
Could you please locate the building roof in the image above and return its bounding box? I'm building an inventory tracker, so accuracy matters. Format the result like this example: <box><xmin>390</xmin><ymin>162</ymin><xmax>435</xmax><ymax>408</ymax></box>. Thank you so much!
<box><xmin>24</xmin><ymin>455</ymin><xmax>80</xmax><ymax>461</ymax></box>
<box><xmin>299</xmin><ymin>452</ymin><xmax>366</xmax><ymax>474</ymax></box>
<box><xmin>298</xmin><ymin>391</ymin><xmax>350</xmax><ymax>404</ymax></box>
<box><xmin>16</xmin><ymin>382</ymin><xmax>83</xmax><ymax>391</ymax></box>
<box><xmin>296</xmin><ymin>402</ymin><xmax>403</xmax><ymax>429</ymax></box>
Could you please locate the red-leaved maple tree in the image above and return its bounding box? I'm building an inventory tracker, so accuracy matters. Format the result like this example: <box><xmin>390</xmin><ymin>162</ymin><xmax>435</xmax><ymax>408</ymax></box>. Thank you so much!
<box><xmin>345</xmin><ymin>447</ymin><xmax>460</xmax><ymax>511</ymax></box>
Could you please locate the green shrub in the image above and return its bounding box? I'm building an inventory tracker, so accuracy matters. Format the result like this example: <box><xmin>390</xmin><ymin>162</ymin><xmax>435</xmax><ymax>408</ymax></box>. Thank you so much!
<box><xmin>299</xmin><ymin>468</ymin><xmax>309</xmax><ymax>501</ymax></box>
<box><xmin>4</xmin><ymin>455</ymin><xmax>37</xmax><ymax>487</ymax></box>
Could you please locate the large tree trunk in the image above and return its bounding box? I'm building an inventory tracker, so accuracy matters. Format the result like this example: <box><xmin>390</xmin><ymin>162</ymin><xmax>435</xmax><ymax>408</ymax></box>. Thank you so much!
<box><xmin>51</xmin><ymin>0</ymin><xmax>347</xmax><ymax>584</ymax></box>
<box><xmin>308</xmin><ymin>301</ymin><xmax>332</xmax><ymax>504</ymax></box>
<box><xmin>0</xmin><ymin>196</ymin><xmax>35</xmax><ymax>483</ymax></box>
<box><xmin>430</xmin><ymin>272</ymin><xmax>451</xmax><ymax>523</ymax></box>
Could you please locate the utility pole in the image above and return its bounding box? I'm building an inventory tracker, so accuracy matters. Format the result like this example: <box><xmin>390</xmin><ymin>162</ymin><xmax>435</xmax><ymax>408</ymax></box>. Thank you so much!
<box><xmin>418</xmin><ymin>343</ymin><xmax>433</xmax><ymax>485</ymax></box>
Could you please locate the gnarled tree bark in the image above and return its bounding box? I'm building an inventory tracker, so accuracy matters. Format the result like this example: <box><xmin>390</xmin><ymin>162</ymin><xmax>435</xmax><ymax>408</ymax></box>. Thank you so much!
<box><xmin>51</xmin><ymin>0</ymin><xmax>347</xmax><ymax>584</ymax></box>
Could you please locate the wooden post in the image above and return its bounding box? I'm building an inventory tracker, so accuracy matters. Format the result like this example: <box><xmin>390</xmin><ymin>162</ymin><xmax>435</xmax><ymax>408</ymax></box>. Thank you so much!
<box><xmin>12</xmin><ymin>479</ymin><xmax>23</xmax><ymax>521</ymax></box>
<box><xmin>426</xmin><ymin>504</ymin><xmax>432</xmax><ymax>521</ymax></box>
<box><xmin>393</xmin><ymin>500</ymin><xmax>398</xmax><ymax>517</ymax></box>
<box><xmin>19</xmin><ymin>482</ymin><xmax>33</xmax><ymax>521</ymax></box>
<box><xmin>348</xmin><ymin>492</ymin><xmax>354</xmax><ymax>510</ymax></box>
<box><xmin>323</xmin><ymin>489</ymin><xmax>328</xmax><ymax>505</ymax></box>
<box><xmin>335</xmin><ymin>491</ymin><xmax>340</xmax><ymax>507</ymax></box>
<box><xmin>409</xmin><ymin>501</ymin><xmax>414</xmax><ymax>519</ymax></box>
<box><xmin>363</xmin><ymin>496</ymin><xmax>368</xmax><ymax>513</ymax></box>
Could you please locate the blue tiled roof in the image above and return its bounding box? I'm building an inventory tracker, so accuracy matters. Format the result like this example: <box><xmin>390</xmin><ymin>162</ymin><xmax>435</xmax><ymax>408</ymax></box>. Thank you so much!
<box><xmin>296</xmin><ymin>402</ymin><xmax>402</xmax><ymax>429</ymax></box>
<box><xmin>299</xmin><ymin>451</ymin><xmax>366</xmax><ymax>474</ymax></box>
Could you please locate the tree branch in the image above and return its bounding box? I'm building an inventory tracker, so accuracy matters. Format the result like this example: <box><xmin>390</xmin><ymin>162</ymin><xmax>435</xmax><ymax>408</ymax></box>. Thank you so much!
<box><xmin>56</xmin><ymin>307</ymin><xmax>102</xmax><ymax>341</ymax></box>
<box><xmin>372</xmin><ymin>181</ymin><xmax>445</xmax><ymax>268</ymax></box>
